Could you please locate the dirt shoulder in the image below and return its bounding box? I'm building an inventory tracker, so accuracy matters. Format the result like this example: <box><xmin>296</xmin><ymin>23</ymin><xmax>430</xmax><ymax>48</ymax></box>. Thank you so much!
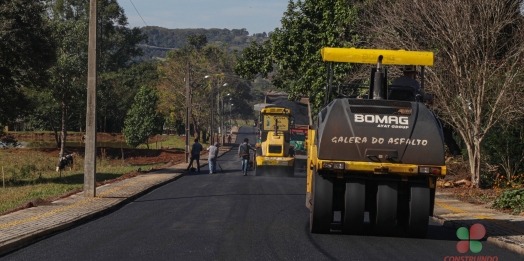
<box><xmin>437</xmin><ymin>157</ymin><xmax>523</xmax><ymax>215</ymax></box>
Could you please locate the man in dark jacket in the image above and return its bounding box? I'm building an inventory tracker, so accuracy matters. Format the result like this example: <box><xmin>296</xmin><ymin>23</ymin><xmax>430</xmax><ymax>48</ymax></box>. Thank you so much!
<box><xmin>238</xmin><ymin>138</ymin><xmax>255</xmax><ymax>176</ymax></box>
<box><xmin>186</xmin><ymin>138</ymin><xmax>203</xmax><ymax>173</ymax></box>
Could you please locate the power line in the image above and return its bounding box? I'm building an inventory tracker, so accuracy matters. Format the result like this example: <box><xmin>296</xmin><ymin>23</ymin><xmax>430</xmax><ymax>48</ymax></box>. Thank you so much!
<box><xmin>129</xmin><ymin>0</ymin><xmax>148</xmax><ymax>26</ymax></box>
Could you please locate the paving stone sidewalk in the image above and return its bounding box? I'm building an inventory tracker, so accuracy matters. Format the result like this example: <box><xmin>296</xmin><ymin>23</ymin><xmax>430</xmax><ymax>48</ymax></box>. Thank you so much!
<box><xmin>0</xmin><ymin>134</ymin><xmax>238</xmax><ymax>256</ymax></box>
<box><xmin>433</xmin><ymin>191</ymin><xmax>524</xmax><ymax>255</ymax></box>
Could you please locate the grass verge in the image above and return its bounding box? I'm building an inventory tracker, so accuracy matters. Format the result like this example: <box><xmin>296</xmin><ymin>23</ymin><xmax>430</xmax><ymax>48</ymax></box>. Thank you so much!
<box><xmin>0</xmin><ymin>149</ymin><xmax>163</xmax><ymax>214</ymax></box>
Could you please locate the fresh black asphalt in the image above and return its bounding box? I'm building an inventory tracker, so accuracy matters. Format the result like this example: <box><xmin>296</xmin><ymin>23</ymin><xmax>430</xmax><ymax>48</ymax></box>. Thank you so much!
<box><xmin>2</xmin><ymin>127</ymin><xmax>522</xmax><ymax>260</ymax></box>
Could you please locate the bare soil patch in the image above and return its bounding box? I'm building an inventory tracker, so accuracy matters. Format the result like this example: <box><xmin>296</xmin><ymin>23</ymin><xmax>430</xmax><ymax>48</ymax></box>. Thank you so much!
<box><xmin>8</xmin><ymin>132</ymin><xmax>190</xmax><ymax>165</ymax></box>
<box><xmin>437</xmin><ymin>157</ymin><xmax>520</xmax><ymax>210</ymax></box>
<box><xmin>8</xmin><ymin>147</ymin><xmax>187</xmax><ymax>165</ymax></box>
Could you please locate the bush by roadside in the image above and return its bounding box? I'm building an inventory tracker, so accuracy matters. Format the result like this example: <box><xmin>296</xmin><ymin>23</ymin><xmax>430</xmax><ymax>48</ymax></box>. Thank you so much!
<box><xmin>440</xmin><ymin>157</ymin><xmax>524</xmax><ymax>215</ymax></box>
<box><xmin>492</xmin><ymin>188</ymin><xmax>524</xmax><ymax>215</ymax></box>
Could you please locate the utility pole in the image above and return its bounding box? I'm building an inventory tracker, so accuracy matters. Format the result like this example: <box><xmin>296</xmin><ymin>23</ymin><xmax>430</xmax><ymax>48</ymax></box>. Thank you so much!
<box><xmin>84</xmin><ymin>0</ymin><xmax>97</xmax><ymax>197</ymax></box>
<box><xmin>185</xmin><ymin>60</ymin><xmax>190</xmax><ymax>163</ymax></box>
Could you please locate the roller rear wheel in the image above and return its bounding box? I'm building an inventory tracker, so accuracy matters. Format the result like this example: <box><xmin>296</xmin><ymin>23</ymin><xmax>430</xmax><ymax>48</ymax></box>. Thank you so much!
<box><xmin>408</xmin><ymin>184</ymin><xmax>430</xmax><ymax>238</ymax></box>
<box><xmin>342</xmin><ymin>180</ymin><xmax>365</xmax><ymax>235</ymax></box>
<box><xmin>374</xmin><ymin>181</ymin><xmax>398</xmax><ymax>236</ymax></box>
<box><xmin>310</xmin><ymin>168</ymin><xmax>333</xmax><ymax>234</ymax></box>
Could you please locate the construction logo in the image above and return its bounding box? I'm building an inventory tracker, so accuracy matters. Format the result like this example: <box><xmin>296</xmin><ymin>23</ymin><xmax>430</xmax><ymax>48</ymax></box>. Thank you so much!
<box><xmin>456</xmin><ymin>223</ymin><xmax>486</xmax><ymax>253</ymax></box>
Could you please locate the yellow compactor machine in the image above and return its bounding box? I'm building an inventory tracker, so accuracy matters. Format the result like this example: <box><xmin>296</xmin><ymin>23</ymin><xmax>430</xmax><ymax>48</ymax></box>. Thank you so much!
<box><xmin>254</xmin><ymin>106</ymin><xmax>295</xmax><ymax>177</ymax></box>
<box><xmin>307</xmin><ymin>48</ymin><xmax>446</xmax><ymax>238</ymax></box>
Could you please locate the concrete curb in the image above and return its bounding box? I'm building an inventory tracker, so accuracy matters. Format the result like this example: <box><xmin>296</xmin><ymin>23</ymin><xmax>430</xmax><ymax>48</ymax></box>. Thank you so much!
<box><xmin>0</xmin><ymin>174</ymin><xmax>184</xmax><ymax>256</ymax></box>
<box><xmin>431</xmin><ymin>215</ymin><xmax>524</xmax><ymax>256</ymax></box>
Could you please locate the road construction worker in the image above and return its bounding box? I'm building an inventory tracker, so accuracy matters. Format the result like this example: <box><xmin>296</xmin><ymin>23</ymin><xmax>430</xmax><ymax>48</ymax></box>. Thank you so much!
<box><xmin>391</xmin><ymin>65</ymin><xmax>421</xmax><ymax>93</ymax></box>
<box><xmin>238</xmin><ymin>138</ymin><xmax>255</xmax><ymax>176</ymax></box>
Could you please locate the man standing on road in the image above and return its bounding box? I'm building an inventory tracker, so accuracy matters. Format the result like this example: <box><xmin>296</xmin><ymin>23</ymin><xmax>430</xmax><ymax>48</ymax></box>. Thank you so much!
<box><xmin>238</xmin><ymin>138</ymin><xmax>255</xmax><ymax>176</ymax></box>
<box><xmin>186</xmin><ymin>138</ymin><xmax>203</xmax><ymax>173</ymax></box>
<box><xmin>288</xmin><ymin>145</ymin><xmax>295</xmax><ymax>157</ymax></box>
<box><xmin>207</xmin><ymin>142</ymin><xmax>219</xmax><ymax>174</ymax></box>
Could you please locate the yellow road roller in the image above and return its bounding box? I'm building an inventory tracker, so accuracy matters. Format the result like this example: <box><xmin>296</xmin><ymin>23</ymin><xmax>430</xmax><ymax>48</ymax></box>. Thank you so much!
<box><xmin>306</xmin><ymin>47</ymin><xmax>446</xmax><ymax>238</ymax></box>
<box><xmin>255</xmin><ymin>106</ymin><xmax>295</xmax><ymax>177</ymax></box>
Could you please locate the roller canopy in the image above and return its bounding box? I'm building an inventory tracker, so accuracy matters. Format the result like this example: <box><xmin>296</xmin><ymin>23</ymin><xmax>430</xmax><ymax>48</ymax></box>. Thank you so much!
<box><xmin>321</xmin><ymin>47</ymin><xmax>434</xmax><ymax>66</ymax></box>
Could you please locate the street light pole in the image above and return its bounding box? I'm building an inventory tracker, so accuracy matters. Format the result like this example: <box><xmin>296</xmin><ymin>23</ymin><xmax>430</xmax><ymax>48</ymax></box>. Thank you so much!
<box><xmin>219</xmin><ymin>93</ymin><xmax>222</xmax><ymax>144</ymax></box>
<box><xmin>216</xmin><ymin>91</ymin><xmax>219</xmax><ymax>143</ymax></box>
<box><xmin>229</xmin><ymin>102</ymin><xmax>233</xmax><ymax>135</ymax></box>
<box><xmin>220</xmin><ymin>93</ymin><xmax>229</xmax><ymax>145</ymax></box>
<box><xmin>185</xmin><ymin>60</ymin><xmax>190</xmax><ymax>163</ymax></box>
<box><xmin>221</xmin><ymin>96</ymin><xmax>224</xmax><ymax>143</ymax></box>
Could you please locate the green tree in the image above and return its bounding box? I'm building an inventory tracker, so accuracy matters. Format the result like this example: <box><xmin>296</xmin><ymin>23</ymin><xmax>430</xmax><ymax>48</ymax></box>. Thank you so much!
<box><xmin>123</xmin><ymin>86</ymin><xmax>163</xmax><ymax>148</ymax></box>
<box><xmin>186</xmin><ymin>34</ymin><xmax>208</xmax><ymax>50</ymax></box>
<box><xmin>42</xmin><ymin>0</ymin><xmax>147</xmax><ymax>159</ymax></box>
<box><xmin>0</xmin><ymin>0</ymin><xmax>55</xmax><ymax>125</ymax></box>
<box><xmin>482</xmin><ymin>120</ymin><xmax>524</xmax><ymax>188</ymax></box>
<box><xmin>234</xmin><ymin>0</ymin><xmax>360</xmax><ymax>112</ymax></box>
<box><xmin>48</xmin><ymin>15</ymin><xmax>89</xmax><ymax>153</ymax></box>
<box><xmin>156</xmin><ymin>40</ymin><xmax>210</xmax><ymax>139</ymax></box>
<box><xmin>98</xmin><ymin>61</ymin><xmax>159</xmax><ymax>132</ymax></box>
<box><xmin>25</xmin><ymin>89</ymin><xmax>63</xmax><ymax>145</ymax></box>
<box><xmin>96</xmin><ymin>0</ymin><xmax>148</xmax><ymax>133</ymax></box>
<box><xmin>157</xmin><ymin>38</ymin><xmax>254</xmax><ymax>142</ymax></box>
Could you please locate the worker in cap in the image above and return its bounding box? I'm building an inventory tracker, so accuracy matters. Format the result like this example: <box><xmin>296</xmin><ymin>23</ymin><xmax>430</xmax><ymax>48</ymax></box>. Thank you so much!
<box><xmin>391</xmin><ymin>65</ymin><xmax>421</xmax><ymax>93</ymax></box>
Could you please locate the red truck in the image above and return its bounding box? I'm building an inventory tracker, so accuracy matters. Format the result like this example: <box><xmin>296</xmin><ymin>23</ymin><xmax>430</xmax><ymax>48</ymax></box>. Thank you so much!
<box><xmin>290</xmin><ymin>125</ymin><xmax>308</xmax><ymax>155</ymax></box>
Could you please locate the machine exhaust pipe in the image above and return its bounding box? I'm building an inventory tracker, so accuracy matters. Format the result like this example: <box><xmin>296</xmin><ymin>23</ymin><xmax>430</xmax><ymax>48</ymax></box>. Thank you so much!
<box><xmin>373</xmin><ymin>55</ymin><xmax>387</xmax><ymax>100</ymax></box>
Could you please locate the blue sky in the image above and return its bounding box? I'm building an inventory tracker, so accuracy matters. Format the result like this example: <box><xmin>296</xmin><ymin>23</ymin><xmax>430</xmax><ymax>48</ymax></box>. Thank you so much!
<box><xmin>118</xmin><ymin>0</ymin><xmax>289</xmax><ymax>35</ymax></box>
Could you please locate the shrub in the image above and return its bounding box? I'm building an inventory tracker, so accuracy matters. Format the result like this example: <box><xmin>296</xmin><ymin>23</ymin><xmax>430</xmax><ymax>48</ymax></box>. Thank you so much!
<box><xmin>492</xmin><ymin>174</ymin><xmax>524</xmax><ymax>189</ymax></box>
<box><xmin>492</xmin><ymin>188</ymin><xmax>524</xmax><ymax>214</ymax></box>
<box><xmin>1</xmin><ymin>134</ymin><xmax>20</xmax><ymax>147</ymax></box>
<box><xmin>20</xmin><ymin>164</ymin><xmax>37</xmax><ymax>179</ymax></box>
<box><xmin>480</xmin><ymin>169</ymin><xmax>495</xmax><ymax>189</ymax></box>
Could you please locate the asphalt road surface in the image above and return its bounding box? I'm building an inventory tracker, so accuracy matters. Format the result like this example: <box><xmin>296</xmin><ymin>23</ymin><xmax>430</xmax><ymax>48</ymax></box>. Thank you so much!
<box><xmin>2</xmin><ymin>127</ymin><xmax>522</xmax><ymax>260</ymax></box>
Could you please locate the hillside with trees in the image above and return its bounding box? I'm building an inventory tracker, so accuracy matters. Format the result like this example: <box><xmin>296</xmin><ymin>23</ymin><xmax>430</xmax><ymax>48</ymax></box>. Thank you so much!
<box><xmin>139</xmin><ymin>26</ymin><xmax>271</xmax><ymax>61</ymax></box>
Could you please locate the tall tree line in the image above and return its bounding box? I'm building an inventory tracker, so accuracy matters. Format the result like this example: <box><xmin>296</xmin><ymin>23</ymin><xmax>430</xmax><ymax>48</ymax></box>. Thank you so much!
<box><xmin>0</xmin><ymin>0</ymin><xmax>158</xmax><ymax>159</ymax></box>
<box><xmin>0</xmin><ymin>0</ymin><xmax>257</xmax><ymax>154</ymax></box>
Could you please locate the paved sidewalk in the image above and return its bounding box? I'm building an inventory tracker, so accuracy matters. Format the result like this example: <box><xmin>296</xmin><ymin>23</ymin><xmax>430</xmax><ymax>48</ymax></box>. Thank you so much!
<box><xmin>433</xmin><ymin>191</ymin><xmax>524</xmax><ymax>255</ymax></box>
<box><xmin>0</xmin><ymin>136</ymin><xmax>237</xmax><ymax>256</ymax></box>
